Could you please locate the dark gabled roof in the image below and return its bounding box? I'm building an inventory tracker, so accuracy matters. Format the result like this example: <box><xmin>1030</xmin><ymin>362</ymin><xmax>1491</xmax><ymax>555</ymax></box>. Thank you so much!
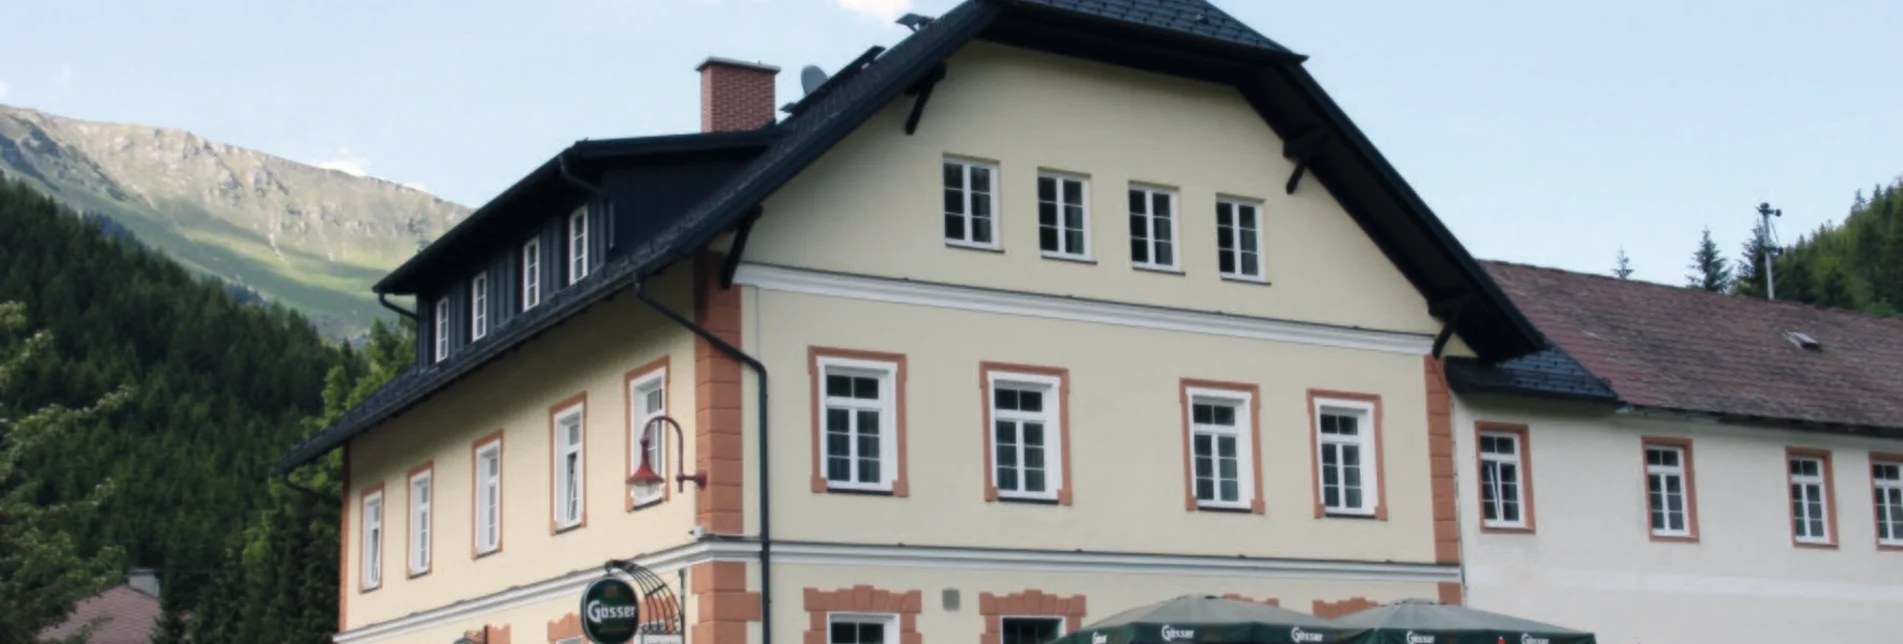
<box><xmin>374</xmin><ymin>129</ymin><xmax>780</xmax><ymax>295</ymax></box>
<box><xmin>276</xmin><ymin>0</ymin><xmax>1552</xmax><ymax>475</ymax></box>
<box><xmin>1477</xmin><ymin>260</ymin><xmax>1903</xmax><ymax>434</ymax></box>
<box><xmin>1445</xmin><ymin>347</ymin><xmax>1618</xmax><ymax>404</ymax></box>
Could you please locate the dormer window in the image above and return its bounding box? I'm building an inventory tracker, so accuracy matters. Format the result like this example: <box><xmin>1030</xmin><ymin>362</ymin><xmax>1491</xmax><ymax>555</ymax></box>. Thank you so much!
<box><xmin>470</xmin><ymin>272</ymin><xmax>489</xmax><ymax>341</ymax></box>
<box><xmin>569</xmin><ymin>207</ymin><xmax>590</xmax><ymax>285</ymax></box>
<box><xmin>432</xmin><ymin>298</ymin><xmax>450</xmax><ymax>363</ymax></box>
<box><xmin>522</xmin><ymin>237</ymin><xmax>542</xmax><ymax>310</ymax></box>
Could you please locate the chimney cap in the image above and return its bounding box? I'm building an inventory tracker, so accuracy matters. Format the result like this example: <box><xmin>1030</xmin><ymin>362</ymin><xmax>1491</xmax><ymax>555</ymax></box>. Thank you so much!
<box><xmin>696</xmin><ymin>56</ymin><xmax>780</xmax><ymax>74</ymax></box>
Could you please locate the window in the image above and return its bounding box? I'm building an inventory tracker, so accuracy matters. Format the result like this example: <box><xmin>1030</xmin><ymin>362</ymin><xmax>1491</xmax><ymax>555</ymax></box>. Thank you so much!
<box><xmin>473</xmin><ymin>438</ymin><xmax>502</xmax><ymax>555</ymax></box>
<box><xmin>943</xmin><ymin>159</ymin><xmax>996</xmax><ymax>248</ymax></box>
<box><xmin>469</xmin><ymin>273</ymin><xmax>488</xmax><ymax>341</ymax></box>
<box><xmin>817</xmin><ymin>356</ymin><xmax>899</xmax><ymax>492</ymax></box>
<box><xmin>1314</xmin><ymin>398</ymin><xmax>1379</xmax><ymax>516</ymax></box>
<box><xmin>1001</xmin><ymin>618</ymin><xmax>1064</xmax><ymax>644</ymax></box>
<box><xmin>1787</xmin><ymin>451</ymin><xmax>1835</xmax><ymax>546</ymax></box>
<box><xmin>407</xmin><ymin>468</ymin><xmax>432</xmax><ymax>576</ymax></box>
<box><xmin>828</xmin><ymin>614</ymin><xmax>895</xmax><ymax>644</ymax></box>
<box><xmin>1128</xmin><ymin>185</ymin><xmax>1177</xmax><ymax>270</ymax></box>
<box><xmin>522</xmin><ymin>237</ymin><xmax>542</xmax><ymax>310</ymax></box>
<box><xmin>553</xmin><ymin>401</ymin><xmax>586</xmax><ymax>530</ymax></box>
<box><xmin>987</xmin><ymin>371</ymin><xmax>1064</xmax><ymax>501</ymax></box>
<box><xmin>1216</xmin><ymin>198</ymin><xmax>1263</xmax><ymax>280</ymax></box>
<box><xmin>568</xmin><ymin>206</ymin><xmax>589</xmax><ymax>284</ymax></box>
<box><xmin>433</xmin><ymin>298</ymin><xmax>450</xmax><ymax>363</ymax></box>
<box><xmin>629</xmin><ymin>367</ymin><xmax>667</xmax><ymax>508</ymax></box>
<box><xmin>1038</xmin><ymin>172</ymin><xmax>1088</xmax><ymax>259</ymax></box>
<box><xmin>1875</xmin><ymin>459</ymin><xmax>1903</xmax><ymax>547</ymax></box>
<box><xmin>1187</xmin><ymin>388</ymin><xmax>1255</xmax><ymax>510</ymax></box>
<box><xmin>1477</xmin><ymin>426</ymin><xmax>1531</xmax><ymax>530</ymax></box>
<box><xmin>360</xmin><ymin>488</ymin><xmax>383</xmax><ymax>590</ymax></box>
<box><xmin>1643</xmin><ymin>440</ymin><xmax>1696</xmax><ymax>540</ymax></box>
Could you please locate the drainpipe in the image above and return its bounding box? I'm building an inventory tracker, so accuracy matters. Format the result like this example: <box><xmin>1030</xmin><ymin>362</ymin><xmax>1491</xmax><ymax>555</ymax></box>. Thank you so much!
<box><xmin>631</xmin><ymin>277</ymin><xmax>773</xmax><ymax>644</ymax></box>
<box><xmin>279</xmin><ymin>469</ymin><xmax>334</xmax><ymax>502</ymax></box>
<box><xmin>378</xmin><ymin>292</ymin><xmax>417</xmax><ymax>321</ymax></box>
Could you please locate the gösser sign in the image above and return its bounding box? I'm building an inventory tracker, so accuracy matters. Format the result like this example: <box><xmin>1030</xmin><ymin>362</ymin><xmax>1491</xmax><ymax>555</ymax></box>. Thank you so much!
<box><xmin>580</xmin><ymin>577</ymin><xmax>641</xmax><ymax>644</ymax></box>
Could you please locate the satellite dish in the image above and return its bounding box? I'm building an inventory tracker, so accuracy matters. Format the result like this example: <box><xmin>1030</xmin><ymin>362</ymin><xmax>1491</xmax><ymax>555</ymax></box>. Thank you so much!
<box><xmin>800</xmin><ymin>65</ymin><xmax>828</xmax><ymax>95</ymax></box>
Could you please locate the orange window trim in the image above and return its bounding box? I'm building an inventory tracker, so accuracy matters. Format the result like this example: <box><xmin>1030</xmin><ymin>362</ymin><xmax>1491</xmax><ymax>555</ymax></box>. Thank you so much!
<box><xmin>806</xmin><ymin>346</ymin><xmax>910</xmax><ymax>496</ymax></box>
<box><xmin>1640</xmin><ymin>436</ymin><xmax>1700</xmax><ymax>543</ymax></box>
<box><xmin>548</xmin><ymin>392</ymin><xmax>590</xmax><ymax>534</ymax></box>
<box><xmin>624</xmin><ymin>356</ymin><xmax>672</xmax><ymax>512</ymax></box>
<box><xmin>1785</xmin><ymin>446</ymin><xmax>1840</xmax><ymax>549</ymax></box>
<box><xmin>358</xmin><ymin>482</ymin><xmax>386</xmax><ymax>593</ymax></box>
<box><xmin>405</xmin><ymin>460</ymin><xmax>436</xmax><ymax>578</ymax></box>
<box><xmin>979</xmin><ymin>362</ymin><xmax>1075</xmax><ymax>505</ymax></box>
<box><xmin>804</xmin><ymin>585</ymin><xmax>922</xmax><ymax>644</ymax></box>
<box><xmin>979</xmin><ymin>589</ymin><xmax>1089</xmax><ymax>643</ymax></box>
<box><xmin>1872</xmin><ymin>451</ymin><xmax>1903</xmax><ymax>552</ymax></box>
<box><xmin>1473</xmin><ymin>422</ymin><xmax>1536</xmax><ymax>534</ymax></box>
<box><xmin>471</xmin><ymin>430</ymin><xmax>505</xmax><ymax>559</ymax></box>
<box><xmin>1177</xmin><ymin>378</ymin><xmax>1265</xmax><ymax>514</ymax></box>
<box><xmin>548</xmin><ymin>613</ymin><xmax>582</xmax><ymax>642</ymax></box>
<box><xmin>1305</xmin><ymin>389</ymin><xmax>1388</xmax><ymax>520</ymax></box>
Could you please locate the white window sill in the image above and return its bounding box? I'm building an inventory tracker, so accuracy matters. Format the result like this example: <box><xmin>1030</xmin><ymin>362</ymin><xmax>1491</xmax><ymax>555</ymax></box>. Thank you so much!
<box><xmin>1323</xmin><ymin>508</ymin><xmax>1377</xmax><ymax>518</ymax></box>
<box><xmin>1220</xmin><ymin>274</ymin><xmax>1270</xmax><ymax>286</ymax></box>
<box><xmin>1132</xmin><ymin>263</ymin><xmax>1183</xmax><ymax>275</ymax></box>
<box><xmin>997</xmin><ymin>491</ymin><xmax>1061</xmax><ymax>503</ymax></box>
<box><xmin>1196</xmin><ymin>501</ymin><xmax>1253</xmax><ymax>512</ymax></box>
<box><xmin>1041</xmin><ymin>252</ymin><xmax>1095</xmax><ymax>264</ymax></box>
<box><xmin>1481</xmin><ymin>521</ymin><xmax>1530</xmax><ymax>531</ymax></box>
<box><xmin>474</xmin><ymin>546</ymin><xmax>500</xmax><ymax>558</ymax></box>
<box><xmin>946</xmin><ymin>240</ymin><xmax>1004</xmax><ymax>253</ymax></box>
<box><xmin>554</xmin><ymin>521</ymin><xmax>583</xmax><ymax>534</ymax></box>
<box><xmin>826</xmin><ymin>482</ymin><xmax>896</xmax><ymax>494</ymax></box>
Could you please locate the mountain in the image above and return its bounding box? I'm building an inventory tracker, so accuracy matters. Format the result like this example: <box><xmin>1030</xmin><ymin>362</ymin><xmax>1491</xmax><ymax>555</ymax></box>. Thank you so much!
<box><xmin>0</xmin><ymin>104</ymin><xmax>469</xmax><ymax>339</ymax></box>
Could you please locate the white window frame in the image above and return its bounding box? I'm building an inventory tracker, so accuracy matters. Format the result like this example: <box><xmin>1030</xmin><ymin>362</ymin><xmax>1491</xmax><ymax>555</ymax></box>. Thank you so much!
<box><xmin>521</xmin><ymin>237</ymin><xmax>542</xmax><ymax>311</ymax></box>
<box><xmin>360</xmin><ymin>490</ymin><xmax>383</xmax><ymax>590</ymax></box>
<box><xmin>554</xmin><ymin>639</ymin><xmax>582</xmax><ymax>644</ymax></box>
<box><xmin>987</xmin><ymin>371</ymin><xmax>1064</xmax><ymax>502</ymax></box>
<box><xmin>1789</xmin><ymin>455</ymin><xmax>1831</xmax><ymax>544</ymax></box>
<box><xmin>1314</xmin><ymin>398</ymin><xmax>1378</xmax><ymax>516</ymax></box>
<box><xmin>942</xmin><ymin>158</ymin><xmax>999</xmax><ymax>250</ymax></box>
<box><xmin>826</xmin><ymin>613</ymin><xmax>897</xmax><ymax>644</ymax></box>
<box><xmin>1477</xmin><ymin>431</ymin><xmax>1527</xmax><ymax>529</ymax></box>
<box><xmin>1127</xmin><ymin>184</ymin><xmax>1179</xmax><ymax>271</ymax></box>
<box><xmin>1037</xmin><ymin>171</ymin><xmax>1091</xmax><ymax>260</ymax></box>
<box><xmin>432</xmin><ymin>298</ymin><xmax>450</xmax><ymax>363</ymax></box>
<box><xmin>474</xmin><ymin>440</ymin><xmax>502</xmax><ymax>555</ymax></box>
<box><xmin>553</xmin><ymin>403</ymin><xmax>586</xmax><ymax>530</ymax></box>
<box><xmin>999</xmin><ymin>616</ymin><xmax>1068</xmax><ymax>644</ymax></box>
<box><xmin>407</xmin><ymin>470</ymin><xmax>431</xmax><ymax>575</ymax></box>
<box><xmin>817</xmin><ymin>356</ymin><xmax>899</xmax><ymax>493</ymax></box>
<box><xmin>469</xmin><ymin>273</ymin><xmax>488</xmax><ymax>341</ymax></box>
<box><xmin>1876</xmin><ymin>460</ymin><xmax>1903</xmax><ymax>547</ymax></box>
<box><xmin>1187</xmin><ymin>388</ymin><xmax>1254</xmax><ymax>511</ymax></box>
<box><xmin>569</xmin><ymin>206</ymin><xmax>590</xmax><ymax>285</ymax></box>
<box><xmin>1645</xmin><ymin>445</ymin><xmax>1692</xmax><ymax>538</ymax></box>
<box><xmin>1215</xmin><ymin>197</ymin><xmax>1265</xmax><ymax>281</ymax></box>
<box><xmin>630</xmin><ymin>369</ymin><xmax>667</xmax><ymax>508</ymax></box>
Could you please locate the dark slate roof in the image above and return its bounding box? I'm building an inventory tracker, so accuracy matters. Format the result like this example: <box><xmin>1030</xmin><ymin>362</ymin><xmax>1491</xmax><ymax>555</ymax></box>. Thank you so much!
<box><xmin>1444</xmin><ymin>347</ymin><xmax>1617</xmax><ymax>404</ymax></box>
<box><xmin>997</xmin><ymin>0</ymin><xmax>1294</xmax><ymax>53</ymax></box>
<box><xmin>1481</xmin><ymin>260</ymin><xmax>1903</xmax><ymax>433</ymax></box>
<box><xmin>275</xmin><ymin>0</ymin><xmax>1554</xmax><ymax>474</ymax></box>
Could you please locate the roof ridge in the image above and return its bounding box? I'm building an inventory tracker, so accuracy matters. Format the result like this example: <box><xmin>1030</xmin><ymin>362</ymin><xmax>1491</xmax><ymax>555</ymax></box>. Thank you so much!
<box><xmin>1479</xmin><ymin>258</ymin><xmax>1903</xmax><ymax>326</ymax></box>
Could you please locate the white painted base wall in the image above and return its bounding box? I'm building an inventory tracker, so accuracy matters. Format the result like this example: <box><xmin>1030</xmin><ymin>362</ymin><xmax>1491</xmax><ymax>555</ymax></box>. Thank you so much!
<box><xmin>1467</xmin><ymin>572</ymin><xmax>1899</xmax><ymax>644</ymax></box>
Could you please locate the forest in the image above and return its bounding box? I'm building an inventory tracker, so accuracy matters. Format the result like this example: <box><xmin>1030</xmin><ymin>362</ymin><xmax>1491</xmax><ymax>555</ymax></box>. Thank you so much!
<box><xmin>1680</xmin><ymin>178</ymin><xmax>1903</xmax><ymax>317</ymax></box>
<box><xmin>0</xmin><ymin>179</ymin><xmax>410</xmax><ymax>643</ymax></box>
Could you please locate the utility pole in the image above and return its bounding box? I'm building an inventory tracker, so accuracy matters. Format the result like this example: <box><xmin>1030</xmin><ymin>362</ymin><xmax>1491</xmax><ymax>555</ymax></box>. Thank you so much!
<box><xmin>1757</xmin><ymin>202</ymin><xmax>1782</xmax><ymax>300</ymax></box>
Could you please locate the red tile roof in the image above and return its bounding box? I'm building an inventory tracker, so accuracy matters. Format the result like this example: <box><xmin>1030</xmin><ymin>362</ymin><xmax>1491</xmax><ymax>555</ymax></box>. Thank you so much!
<box><xmin>1482</xmin><ymin>260</ymin><xmax>1903</xmax><ymax>432</ymax></box>
<box><xmin>37</xmin><ymin>584</ymin><xmax>161</xmax><ymax>644</ymax></box>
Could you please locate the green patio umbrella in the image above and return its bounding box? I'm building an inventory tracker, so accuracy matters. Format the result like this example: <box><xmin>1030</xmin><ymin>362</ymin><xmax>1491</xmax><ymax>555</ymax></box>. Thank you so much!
<box><xmin>1328</xmin><ymin>599</ymin><xmax>1594</xmax><ymax>644</ymax></box>
<box><xmin>1047</xmin><ymin>595</ymin><xmax>1357</xmax><ymax>644</ymax></box>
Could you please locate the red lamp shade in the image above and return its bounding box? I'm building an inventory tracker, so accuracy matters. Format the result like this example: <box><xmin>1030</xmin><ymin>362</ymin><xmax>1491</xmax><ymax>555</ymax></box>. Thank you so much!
<box><xmin>628</xmin><ymin>432</ymin><xmax>665</xmax><ymax>487</ymax></box>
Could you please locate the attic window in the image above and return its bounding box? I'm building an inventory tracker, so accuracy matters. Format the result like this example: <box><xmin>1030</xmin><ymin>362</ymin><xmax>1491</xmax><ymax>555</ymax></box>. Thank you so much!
<box><xmin>1784</xmin><ymin>331</ymin><xmax>1821</xmax><ymax>351</ymax></box>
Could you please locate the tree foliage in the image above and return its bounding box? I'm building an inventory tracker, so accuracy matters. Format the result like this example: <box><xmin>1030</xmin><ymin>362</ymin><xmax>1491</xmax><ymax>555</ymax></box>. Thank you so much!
<box><xmin>1686</xmin><ymin>226</ymin><xmax>1733</xmax><ymax>292</ymax></box>
<box><xmin>1767</xmin><ymin>179</ymin><xmax>1903</xmax><ymax>315</ymax></box>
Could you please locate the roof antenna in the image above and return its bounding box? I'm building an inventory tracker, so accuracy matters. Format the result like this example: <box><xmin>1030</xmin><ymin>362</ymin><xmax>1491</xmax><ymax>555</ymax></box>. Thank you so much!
<box><xmin>1757</xmin><ymin>202</ymin><xmax>1782</xmax><ymax>300</ymax></box>
<box><xmin>897</xmin><ymin>13</ymin><xmax>934</xmax><ymax>32</ymax></box>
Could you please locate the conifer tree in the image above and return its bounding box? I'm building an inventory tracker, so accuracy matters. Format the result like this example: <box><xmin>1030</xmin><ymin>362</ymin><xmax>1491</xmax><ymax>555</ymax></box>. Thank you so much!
<box><xmin>1687</xmin><ymin>227</ymin><xmax>1733</xmax><ymax>292</ymax></box>
<box><xmin>1612</xmin><ymin>248</ymin><xmax>1634</xmax><ymax>279</ymax></box>
<box><xmin>1735</xmin><ymin>217</ymin><xmax>1777</xmax><ymax>298</ymax></box>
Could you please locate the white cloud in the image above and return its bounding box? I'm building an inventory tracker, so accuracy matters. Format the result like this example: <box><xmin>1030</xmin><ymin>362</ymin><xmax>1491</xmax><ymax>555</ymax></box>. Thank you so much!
<box><xmin>0</xmin><ymin>80</ymin><xmax>10</xmax><ymax>101</ymax></box>
<box><xmin>315</xmin><ymin>146</ymin><xmax>370</xmax><ymax>177</ymax></box>
<box><xmin>832</xmin><ymin>0</ymin><xmax>909</xmax><ymax>21</ymax></box>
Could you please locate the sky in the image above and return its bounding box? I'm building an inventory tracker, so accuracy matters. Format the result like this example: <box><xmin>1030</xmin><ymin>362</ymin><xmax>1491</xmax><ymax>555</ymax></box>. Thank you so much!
<box><xmin>2</xmin><ymin>0</ymin><xmax>1900</xmax><ymax>286</ymax></box>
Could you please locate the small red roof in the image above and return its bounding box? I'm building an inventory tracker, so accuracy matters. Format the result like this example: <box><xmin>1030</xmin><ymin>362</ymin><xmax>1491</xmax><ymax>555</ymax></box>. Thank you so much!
<box><xmin>1483</xmin><ymin>260</ymin><xmax>1903</xmax><ymax>431</ymax></box>
<box><xmin>38</xmin><ymin>584</ymin><xmax>161</xmax><ymax>644</ymax></box>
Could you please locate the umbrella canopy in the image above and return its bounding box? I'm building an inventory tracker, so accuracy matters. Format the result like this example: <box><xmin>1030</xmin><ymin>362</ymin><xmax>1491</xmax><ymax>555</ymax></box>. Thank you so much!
<box><xmin>1328</xmin><ymin>599</ymin><xmax>1594</xmax><ymax>644</ymax></box>
<box><xmin>1048</xmin><ymin>595</ymin><xmax>1355</xmax><ymax>644</ymax></box>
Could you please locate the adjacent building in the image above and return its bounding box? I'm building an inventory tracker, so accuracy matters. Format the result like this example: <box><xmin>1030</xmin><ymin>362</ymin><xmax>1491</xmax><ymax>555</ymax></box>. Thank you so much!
<box><xmin>270</xmin><ymin>1</ymin><xmax>1903</xmax><ymax>644</ymax></box>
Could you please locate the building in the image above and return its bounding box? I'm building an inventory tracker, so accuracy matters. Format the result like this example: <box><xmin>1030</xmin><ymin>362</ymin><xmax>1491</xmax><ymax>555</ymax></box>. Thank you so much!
<box><xmin>38</xmin><ymin>569</ymin><xmax>164</xmax><ymax>644</ymax></box>
<box><xmin>1444</xmin><ymin>261</ymin><xmax>1903</xmax><ymax>643</ymax></box>
<box><xmin>270</xmin><ymin>1</ymin><xmax>1903</xmax><ymax>643</ymax></box>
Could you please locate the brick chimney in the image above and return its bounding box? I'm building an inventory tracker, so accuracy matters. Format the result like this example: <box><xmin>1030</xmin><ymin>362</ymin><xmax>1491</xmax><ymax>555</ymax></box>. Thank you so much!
<box><xmin>697</xmin><ymin>57</ymin><xmax>780</xmax><ymax>133</ymax></box>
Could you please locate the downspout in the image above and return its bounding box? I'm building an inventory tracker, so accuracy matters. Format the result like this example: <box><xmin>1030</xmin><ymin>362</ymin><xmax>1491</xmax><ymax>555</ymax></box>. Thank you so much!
<box><xmin>631</xmin><ymin>277</ymin><xmax>773</xmax><ymax>644</ymax></box>
<box><xmin>278</xmin><ymin>468</ymin><xmax>334</xmax><ymax>502</ymax></box>
<box><xmin>377</xmin><ymin>292</ymin><xmax>417</xmax><ymax>321</ymax></box>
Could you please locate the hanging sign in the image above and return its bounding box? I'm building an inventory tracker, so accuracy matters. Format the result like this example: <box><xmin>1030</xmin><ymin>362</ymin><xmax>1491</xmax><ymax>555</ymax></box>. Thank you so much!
<box><xmin>580</xmin><ymin>577</ymin><xmax>642</xmax><ymax>644</ymax></box>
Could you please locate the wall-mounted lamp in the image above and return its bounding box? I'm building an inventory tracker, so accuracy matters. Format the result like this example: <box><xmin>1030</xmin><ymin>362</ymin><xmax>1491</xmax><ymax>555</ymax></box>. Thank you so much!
<box><xmin>628</xmin><ymin>415</ymin><xmax>707</xmax><ymax>495</ymax></box>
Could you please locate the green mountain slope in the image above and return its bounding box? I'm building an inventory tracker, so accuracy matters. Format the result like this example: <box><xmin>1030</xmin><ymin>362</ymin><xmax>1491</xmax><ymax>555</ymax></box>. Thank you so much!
<box><xmin>0</xmin><ymin>104</ymin><xmax>469</xmax><ymax>338</ymax></box>
<box><xmin>1769</xmin><ymin>179</ymin><xmax>1903</xmax><ymax>316</ymax></box>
